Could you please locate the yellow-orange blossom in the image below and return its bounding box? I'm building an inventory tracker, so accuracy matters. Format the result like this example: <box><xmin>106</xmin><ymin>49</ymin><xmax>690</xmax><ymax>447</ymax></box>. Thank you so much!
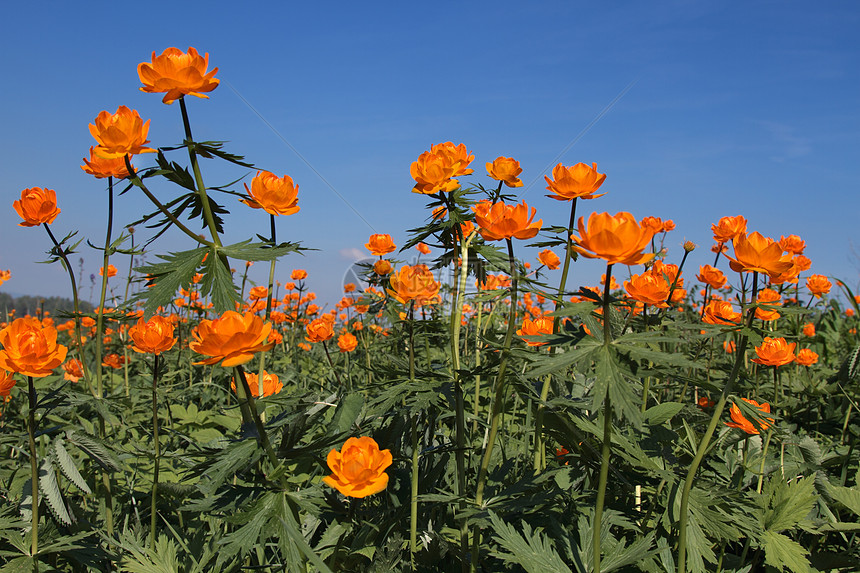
<box><xmin>570</xmin><ymin>212</ymin><xmax>655</xmax><ymax>265</ymax></box>
<box><xmin>189</xmin><ymin>311</ymin><xmax>274</xmax><ymax>366</ymax></box>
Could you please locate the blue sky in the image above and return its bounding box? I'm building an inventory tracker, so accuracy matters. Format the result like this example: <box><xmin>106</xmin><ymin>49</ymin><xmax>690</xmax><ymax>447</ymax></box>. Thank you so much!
<box><xmin>2</xmin><ymin>1</ymin><xmax>859</xmax><ymax>307</ymax></box>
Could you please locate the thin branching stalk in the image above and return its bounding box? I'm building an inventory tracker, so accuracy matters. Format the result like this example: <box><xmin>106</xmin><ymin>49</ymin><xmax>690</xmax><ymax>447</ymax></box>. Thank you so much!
<box><xmin>179</xmin><ymin>97</ymin><xmax>223</xmax><ymax>248</ymax></box>
<box><xmin>534</xmin><ymin>198</ymin><xmax>577</xmax><ymax>471</ymax></box>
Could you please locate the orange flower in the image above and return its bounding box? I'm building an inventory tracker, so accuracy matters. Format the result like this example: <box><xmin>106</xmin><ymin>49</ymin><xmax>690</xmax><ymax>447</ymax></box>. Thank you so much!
<box><xmin>570</xmin><ymin>212</ymin><xmax>655</xmax><ymax>266</ymax></box>
<box><xmin>696</xmin><ymin>265</ymin><xmax>727</xmax><ymax>289</ymax></box>
<box><xmin>410</xmin><ymin>142</ymin><xmax>473</xmax><ymax>194</ymax></box>
<box><xmin>624</xmin><ymin>270</ymin><xmax>671</xmax><ymax>308</ymax></box>
<box><xmin>544</xmin><ymin>162</ymin><xmax>606</xmax><ymax>201</ymax></box>
<box><xmin>517</xmin><ymin>315</ymin><xmax>554</xmax><ymax>346</ymax></box>
<box><xmin>138</xmin><ymin>47</ymin><xmax>220</xmax><ymax>104</ymax></box>
<box><xmin>0</xmin><ymin>269</ymin><xmax>10</xmax><ymax>287</ymax></box>
<box><xmin>241</xmin><ymin>171</ymin><xmax>300</xmax><ymax>216</ymax></box>
<box><xmin>102</xmin><ymin>353</ymin><xmax>126</xmax><ymax>369</ymax></box>
<box><xmin>291</xmin><ymin>269</ymin><xmax>308</xmax><ymax>281</ymax></box>
<box><xmin>365</xmin><ymin>234</ymin><xmax>397</xmax><ymax>256</ymax></box>
<box><xmin>486</xmin><ymin>156</ymin><xmax>524</xmax><ymax>188</ymax></box>
<box><xmin>0</xmin><ymin>317</ymin><xmax>67</xmax><ymax>377</ymax></box>
<box><xmin>779</xmin><ymin>234</ymin><xmax>806</xmax><ymax>255</ymax></box>
<box><xmin>13</xmin><ymin>187</ymin><xmax>61</xmax><ymax>227</ymax></box>
<box><xmin>751</xmin><ymin>336</ymin><xmax>796</xmax><ymax>367</ymax></box>
<box><xmin>702</xmin><ymin>301</ymin><xmax>742</xmax><ymax>325</ymax></box>
<box><xmin>88</xmin><ymin>106</ymin><xmax>154</xmax><ymax>159</ymax></box>
<box><xmin>305</xmin><ymin>317</ymin><xmax>334</xmax><ymax>343</ymax></box>
<box><xmin>711</xmin><ymin>215</ymin><xmax>747</xmax><ymax>244</ymax></box>
<box><xmin>373</xmin><ymin>259</ymin><xmax>393</xmax><ymax>275</ymax></box>
<box><xmin>248</xmin><ymin>286</ymin><xmax>269</xmax><ymax>301</ymax></box>
<box><xmin>472</xmin><ymin>200</ymin><xmax>542</xmax><ymax>241</ymax></box>
<box><xmin>793</xmin><ymin>255</ymin><xmax>812</xmax><ymax>272</ymax></box>
<box><xmin>755</xmin><ymin>289</ymin><xmax>782</xmax><ymax>321</ymax></box>
<box><xmin>806</xmin><ymin>274</ymin><xmax>832</xmax><ymax>298</ymax></box>
<box><xmin>128</xmin><ymin>315</ymin><xmax>176</xmax><ymax>355</ymax></box>
<box><xmin>323</xmin><ymin>436</ymin><xmax>393</xmax><ymax>498</ymax></box>
<box><xmin>726</xmin><ymin>398</ymin><xmax>773</xmax><ymax>434</ymax></box>
<box><xmin>802</xmin><ymin>322</ymin><xmax>815</xmax><ymax>337</ymax></box>
<box><xmin>190</xmin><ymin>310</ymin><xmax>274</xmax><ymax>366</ymax></box>
<box><xmin>795</xmin><ymin>348</ymin><xmax>819</xmax><ymax>366</ymax></box>
<box><xmin>416</xmin><ymin>242</ymin><xmax>432</xmax><ymax>255</ymax></box>
<box><xmin>724</xmin><ymin>232</ymin><xmax>794</xmax><ymax>278</ymax></box>
<box><xmin>231</xmin><ymin>370</ymin><xmax>282</xmax><ymax>397</ymax></box>
<box><xmin>62</xmin><ymin>359</ymin><xmax>84</xmax><ymax>383</ymax></box>
<box><xmin>81</xmin><ymin>146</ymin><xmax>132</xmax><ymax>179</ymax></box>
<box><xmin>387</xmin><ymin>264</ymin><xmax>441</xmax><ymax>305</ymax></box>
<box><xmin>432</xmin><ymin>142</ymin><xmax>475</xmax><ymax>177</ymax></box>
<box><xmin>1</xmin><ymin>370</ymin><xmax>17</xmax><ymax>399</ymax></box>
<box><xmin>337</xmin><ymin>332</ymin><xmax>358</xmax><ymax>352</ymax></box>
<box><xmin>697</xmin><ymin>396</ymin><xmax>716</xmax><ymax>409</ymax></box>
<box><xmin>538</xmin><ymin>249</ymin><xmax>560</xmax><ymax>270</ymax></box>
<box><xmin>723</xmin><ymin>340</ymin><xmax>736</xmax><ymax>353</ymax></box>
<box><xmin>640</xmin><ymin>216</ymin><xmax>665</xmax><ymax>235</ymax></box>
<box><xmin>99</xmin><ymin>264</ymin><xmax>118</xmax><ymax>278</ymax></box>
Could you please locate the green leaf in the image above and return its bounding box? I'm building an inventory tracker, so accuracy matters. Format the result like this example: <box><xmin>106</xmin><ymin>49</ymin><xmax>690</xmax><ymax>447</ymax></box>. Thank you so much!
<box><xmin>527</xmin><ymin>339</ymin><xmax>601</xmax><ymax>378</ymax></box>
<box><xmin>761</xmin><ymin>530</ymin><xmax>810</xmax><ymax>573</ymax></box>
<box><xmin>132</xmin><ymin>246</ymin><xmax>207</xmax><ymax>318</ymax></box>
<box><xmin>487</xmin><ymin>511</ymin><xmax>572</xmax><ymax>573</ymax></box>
<box><xmin>218</xmin><ymin>239</ymin><xmax>302</xmax><ymax>262</ymax></box>
<box><xmin>53</xmin><ymin>438</ymin><xmax>91</xmax><ymax>494</ymax></box>
<box><xmin>200</xmin><ymin>247</ymin><xmax>241</xmax><ymax>313</ymax></box>
<box><xmin>65</xmin><ymin>430</ymin><xmax>122</xmax><ymax>471</ymax></box>
<box><xmin>825</xmin><ymin>482</ymin><xmax>860</xmax><ymax>517</ymax></box>
<box><xmin>644</xmin><ymin>402</ymin><xmax>685</xmax><ymax>426</ymax></box>
<box><xmin>762</xmin><ymin>475</ymin><xmax>816</xmax><ymax>532</ymax></box>
<box><xmin>39</xmin><ymin>457</ymin><xmax>71</xmax><ymax>526</ymax></box>
<box><xmin>332</xmin><ymin>393</ymin><xmax>364</xmax><ymax>434</ymax></box>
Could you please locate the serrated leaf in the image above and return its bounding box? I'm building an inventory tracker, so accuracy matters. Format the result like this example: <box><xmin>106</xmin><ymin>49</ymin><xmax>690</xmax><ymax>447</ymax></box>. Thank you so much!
<box><xmin>825</xmin><ymin>482</ymin><xmax>860</xmax><ymax>517</ymax></box>
<box><xmin>762</xmin><ymin>475</ymin><xmax>816</xmax><ymax>532</ymax></box>
<box><xmin>132</xmin><ymin>247</ymin><xmax>207</xmax><ymax>318</ymax></box>
<box><xmin>528</xmin><ymin>340</ymin><xmax>601</xmax><ymax>378</ymax></box>
<box><xmin>65</xmin><ymin>430</ymin><xmax>122</xmax><ymax>471</ymax></box>
<box><xmin>53</xmin><ymin>438</ymin><xmax>91</xmax><ymax>494</ymax></box>
<box><xmin>39</xmin><ymin>457</ymin><xmax>71</xmax><ymax>525</ymax></box>
<box><xmin>200</xmin><ymin>247</ymin><xmax>240</xmax><ymax>313</ymax></box>
<box><xmin>487</xmin><ymin>511</ymin><xmax>572</xmax><ymax>573</ymax></box>
<box><xmin>218</xmin><ymin>239</ymin><xmax>302</xmax><ymax>262</ymax></box>
<box><xmin>644</xmin><ymin>402</ymin><xmax>685</xmax><ymax>426</ymax></box>
<box><xmin>761</xmin><ymin>530</ymin><xmax>810</xmax><ymax>573</ymax></box>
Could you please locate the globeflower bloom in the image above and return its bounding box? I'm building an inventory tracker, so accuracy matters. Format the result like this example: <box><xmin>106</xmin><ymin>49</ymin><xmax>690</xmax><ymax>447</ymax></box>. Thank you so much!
<box><xmin>711</xmin><ymin>215</ymin><xmax>747</xmax><ymax>244</ymax></box>
<box><xmin>81</xmin><ymin>146</ymin><xmax>132</xmax><ymax>179</ymax></box>
<box><xmin>410</xmin><ymin>142</ymin><xmax>473</xmax><ymax>194</ymax></box>
<box><xmin>373</xmin><ymin>259</ymin><xmax>393</xmax><ymax>275</ymax></box>
<box><xmin>806</xmin><ymin>274</ymin><xmax>832</xmax><ymax>298</ymax></box>
<box><xmin>337</xmin><ymin>332</ymin><xmax>358</xmax><ymax>352</ymax></box>
<box><xmin>190</xmin><ymin>311</ymin><xmax>274</xmax><ymax>367</ymax></box>
<box><xmin>624</xmin><ymin>271</ymin><xmax>671</xmax><ymax>308</ymax></box>
<box><xmin>696</xmin><ymin>265</ymin><xmax>727</xmax><ymax>289</ymax></box>
<box><xmin>724</xmin><ymin>232</ymin><xmax>794</xmax><ymax>278</ymax></box>
<box><xmin>751</xmin><ymin>337</ymin><xmax>796</xmax><ymax>367</ymax></box>
<box><xmin>795</xmin><ymin>348</ymin><xmax>819</xmax><ymax>366</ymax></box>
<box><xmin>779</xmin><ymin>234</ymin><xmax>806</xmax><ymax>255</ymax></box>
<box><xmin>0</xmin><ymin>317</ymin><xmax>67</xmax><ymax>377</ymax></box>
<box><xmin>544</xmin><ymin>162</ymin><xmax>606</xmax><ymax>201</ymax></box>
<box><xmin>387</xmin><ymin>265</ymin><xmax>441</xmax><ymax>305</ymax></box>
<box><xmin>726</xmin><ymin>398</ymin><xmax>773</xmax><ymax>435</ymax></box>
<box><xmin>323</xmin><ymin>436</ymin><xmax>393</xmax><ymax>498</ymax></box>
<box><xmin>0</xmin><ymin>370</ymin><xmax>16</xmax><ymax>399</ymax></box>
<box><xmin>538</xmin><ymin>249</ymin><xmax>560</xmax><ymax>270</ymax></box>
<box><xmin>128</xmin><ymin>315</ymin><xmax>176</xmax><ymax>355</ymax></box>
<box><xmin>100</xmin><ymin>265</ymin><xmax>118</xmax><ymax>278</ymax></box>
<box><xmin>755</xmin><ymin>289</ymin><xmax>782</xmax><ymax>321</ymax></box>
<box><xmin>702</xmin><ymin>301</ymin><xmax>742</xmax><ymax>325</ymax></box>
<box><xmin>486</xmin><ymin>156</ymin><xmax>524</xmax><ymax>187</ymax></box>
<box><xmin>62</xmin><ymin>359</ymin><xmax>84</xmax><ymax>383</ymax></box>
<box><xmin>231</xmin><ymin>370</ymin><xmax>283</xmax><ymax>397</ymax></box>
<box><xmin>138</xmin><ymin>47</ymin><xmax>220</xmax><ymax>104</ymax></box>
<box><xmin>365</xmin><ymin>234</ymin><xmax>396</xmax><ymax>256</ymax></box>
<box><xmin>570</xmin><ymin>212</ymin><xmax>655</xmax><ymax>266</ymax></box>
<box><xmin>305</xmin><ymin>317</ymin><xmax>335</xmax><ymax>343</ymax></box>
<box><xmin>88</xmin><ymin>106</ymin><xmax>154</xmax><ymax>159</ymax></box>
<box><xmin>802</xmin><ymin>322</ymin><xmax>816</xmax><ymax>337</ymax></box>
<box><xmin>291</xmin><ymin>269</ymin><xmax>308</xmax><ymax>281</ymax></box>
<box><xmin>517</xmin><ymin>315</ymin><xmax>554</xmax><ymax>346</ymax></box>
<box><xmin>472</xmin><ymin>200</ymin><xmax>542</xmax><ymax>241</ymax></box>
<box><xmin>241</xmin><ymin>171</ymin><xmax>300</xmax><ymax>216</ymax></box>
<box><xmin>13</xmin><ymin>187</ymin><xmax>61</xmax><ymax>227</ymax></box>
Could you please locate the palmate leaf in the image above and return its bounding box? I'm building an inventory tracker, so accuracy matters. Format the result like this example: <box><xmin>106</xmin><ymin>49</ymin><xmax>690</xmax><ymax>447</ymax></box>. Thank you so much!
<box><xmin>488</xmin><ymin>511</ymin><xmax>572</xmax><ymax>573</ymax></box>
<box><xmin>824</xmin><ymin>481</ymin><xmax>860</xmax><ymax>517</ymax></box>
<box><xmin>527</xmin><ymin>339</ymin><xmax>601</xmax><ymax>378</ymax></box>
<box><xmin>761</xmin><ymin>475</ymin><xmax>816</xmax><ymax>533</ymax></box>
<box><xmin>132</xmin><ymin>246</ymin><xmax>207</xmax><ymax>319</ymax></box>
<box><xmin>200</xmin><ymin>247</ymin><xmax>240</xmax><ymax>313</ymax></box>
<box><xmin>219</xmin><ymin>239</ymin><xmax>302</xmax><ymax>262</ymax></box>
<box><xmin>761</xmin><ymin>530</ymin><xmax>810</xmax><ymax>573</ymax></box>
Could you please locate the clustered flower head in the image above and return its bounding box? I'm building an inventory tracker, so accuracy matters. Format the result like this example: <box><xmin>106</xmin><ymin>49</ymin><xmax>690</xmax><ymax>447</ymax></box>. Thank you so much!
<box><xmin>138</xmin><ymin>47</ymin><xmax>220</xmax><ymax>104</ymax></box>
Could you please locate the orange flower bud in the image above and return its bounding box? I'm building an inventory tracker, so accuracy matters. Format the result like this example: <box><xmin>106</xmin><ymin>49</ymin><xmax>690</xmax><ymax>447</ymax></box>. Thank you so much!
<box><xmin>13</xmin><ymin>187</ymin><xmax>61</xmax><ymax>227</ymax></box>
<box><xmin>88</xmin><ymin>106</ymin><xmax>154</xmax><ymax>159</ymax></box>
<box><xmin>291</xmin><ymin>269</ymin><xmax>308</xmax><ymax>281</ymax></box>
<box><xmin>802</xmin><ymin>323</ymin><xmax>815</xmax><ymax>337</ymax></box>
<box><xmin>0</xmin><ymin>317</ymin><xmax>67</xmax><ymax>377</ymax></box>
<box><xmin>323</xmin><ymin>437</ymin><xmax>393</xmax><ymax>498</ymax></box>
<box><xmin>486</xmin><ymin>156</ymin><xmax>524</xmax><ymax>188</ymax></box>
<box><xmin>373</xmin><ymin>259</ymin><xmax>393</xmax><ymax>275</ymax></box>
<box><xmin>128</xmin><ymin>315</ymin><xmax>176</xmax><ymax>355</ymax></box>
<box><xmin>138</xmin><ymin>47</ymin><xmax>219</xmax><ymax>104</ymax></box>
<box><xmin>99</xmin><ymin>264</ymin><xmax>118</xmax><ymax>278</ymax></box>
<box><xmin>241</xmin><ymin>170</ymin><xmax>299</xmax><ymax>216</ymax></box>
<box><xmin>416</xmin><ymin>242</ymin><xmax>432</xmax><ymax>255</ymax></box>
<box><xmin>544</xmin><ymin>162</ymin><xmax>606</xmax><ymax>201</ymax></box>
<box><xmin>365</xmin><ymin>234</ymin><xmax>397</xmax><ymax>256</ymax></box>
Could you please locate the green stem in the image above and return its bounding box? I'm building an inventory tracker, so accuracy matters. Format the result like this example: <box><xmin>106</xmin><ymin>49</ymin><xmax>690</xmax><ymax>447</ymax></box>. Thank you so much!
<box><xmin>408</xmin><ymin>302</ymin><xmax>419</xmax><ymax>567</ymax></box>
<box><xmin>234</xmin><ymin>365</ymin><xmax>280</xmax><ymax>469</ymax></box>
<box><xmin>534</xmin><ymin>198</ymin><xmax>577</xmax><ymax>471</ymax></box>
<box><xmin>179</xmin><ymin>97</ymin><xmax>223</xmax><ymax>247</ymax></box>
<box><xmin>94</xmin><ymin>177</ymin><xmax>115</xmax><ymax>400</ymax></box>
<box><xmin>472</xmin><ymin>238</ymin><xmax>519</xmax><ymax>572</ymax></box>
<box><xmin>593</xmin><ymin>263</ymin><xmax>614</xmax><ymax>573</ymax></box>
<box><xmin>678</xmin><ymin>272</ymin><xmax>759</xmax><ymax>573</ymax></box>
<box><xmin>27</xmin><ymin>376</ymin><xmax>38</xmax><ymax>558</ymax></box>
<box><xmin>257</xmin><ymin>214</ymin><xmax>278</xmax><ymax>407</ymax></box>
<box><xmin>150</xmin><ymin>354</ymin><xmax>161</xmax><ymax>550</ymax></box>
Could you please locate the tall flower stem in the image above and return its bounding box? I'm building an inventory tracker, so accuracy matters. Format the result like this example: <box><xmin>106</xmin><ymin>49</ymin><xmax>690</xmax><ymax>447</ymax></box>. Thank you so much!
<box><xmin>233</xmin><ymin>365</ymin><xmax>279</xmax><ymax>468</ymax></box>
<box><xmin>593</xmin><ymin>263</ymin><xmax>614</xmax><ymax>573</ymax></box>
<box><xmin>678</xmin><ymin>272</ymin><xmax>759</xmax><ymax>573</ymax></box>
<box><xmin>94</xmin><ymin>177</ymin><xmax>115</xmax><ymax>401</ymax></box>
<box><xmin>179</xmin><ymin>97</ymin><xmax>222</xmax><ymax>248</ymax></box>
<box><xmin>27</xmin><ymin>376</ymin><xmax>39</xmax><ymax>557</ymax></box>
<box><xmin>322</xmin><ymin>341</ymin><xmax>343</xmax><ymax>388</ymax></box>
<box><xmin>150</xmin><ymin>354</ymin><xmax>161</xmax><ymax>550</ymax></box>
<box><xmin>42</xmin><ymin>224</ymin><xmax>90</xmax><ymax>394</ymax></box>
<box><xmin>534</xmin><ymin>198</ymin><xmax>577</xmax><ymax>471</ymax></box>
<box><xmin>257</xmin><ymin>214</ymin><xmax>278</xmax><ymax>405</ymax></box>
<box><xmin>471</xmin><ymin>238</ymin><xmax>519</xmax><ymax>572</ymax></box>
<box><xmin>407</xmin><ymin>302</ymin><xmax>419</xmax><ymax>568</ymax></box>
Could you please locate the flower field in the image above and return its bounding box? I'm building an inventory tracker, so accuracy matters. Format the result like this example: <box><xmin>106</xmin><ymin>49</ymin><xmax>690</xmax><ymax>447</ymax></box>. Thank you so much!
<box><xmin>2</xmin><ymin>47</ymin><xmax>859</xmax><ymax>573</ymax></box>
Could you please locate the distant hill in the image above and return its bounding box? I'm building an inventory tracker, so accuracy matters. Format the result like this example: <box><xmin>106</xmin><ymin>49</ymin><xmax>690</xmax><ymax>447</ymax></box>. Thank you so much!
<box><xmin>0</xmin><ymin>292</ymin><xmax>94</xmax><ymax>319</ymax></box>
